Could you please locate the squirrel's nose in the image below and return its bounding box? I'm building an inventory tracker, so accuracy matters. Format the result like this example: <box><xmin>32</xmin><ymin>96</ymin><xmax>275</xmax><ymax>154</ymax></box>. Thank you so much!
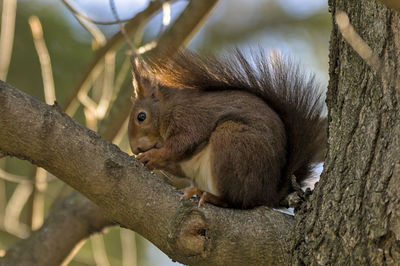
<box><xmin>129</xmin><ymin>141</ymin><xmax>140</xmax><ymax>155</ymax></box>
<box><xmin>130</xmin><ymin>142</ymin><xmax>147</xmax><ymax>155</ymax></box>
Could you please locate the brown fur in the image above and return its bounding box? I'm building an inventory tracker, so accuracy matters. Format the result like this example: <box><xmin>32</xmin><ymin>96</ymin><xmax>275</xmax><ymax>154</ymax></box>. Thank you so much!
<box><xmin>128</xmin><ymin>50</ymin><xmax>325</xmax><ymax>209</ymax></box>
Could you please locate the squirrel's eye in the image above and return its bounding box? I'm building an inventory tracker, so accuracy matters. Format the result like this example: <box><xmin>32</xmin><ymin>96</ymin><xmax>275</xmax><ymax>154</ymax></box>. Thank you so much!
<box><xmin>137</xmin><ymin>112</ymin><xmax>147</xmax><ymax>122</ymax></box>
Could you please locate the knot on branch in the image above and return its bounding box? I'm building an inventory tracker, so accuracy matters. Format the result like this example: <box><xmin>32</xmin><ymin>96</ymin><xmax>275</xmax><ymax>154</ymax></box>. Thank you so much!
<box><xmin>104</xmin><ymin>158</ymin><xmax>124</xmax><ymax>180</ymax></box>
<box><xmin>174</xmin><ymin>211</ymin><xmax>207</xmax><ymax>258</ymax></box>
<box><xmin>41</xmin><ymin>108</ymin><xmax>56</xmax><ymax>138</ymax></box>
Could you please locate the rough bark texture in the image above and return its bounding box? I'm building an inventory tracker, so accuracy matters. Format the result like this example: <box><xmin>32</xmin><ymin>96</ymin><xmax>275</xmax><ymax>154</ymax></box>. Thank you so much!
<box><xmin>291</xmin><ymin>0</ymin><xmax>400</xmax><ymax>264</ymax></box>
<box><xmin>0</xmin><ymin>80</ymin><xmax>294</xmax><ymax>265</ymax></box>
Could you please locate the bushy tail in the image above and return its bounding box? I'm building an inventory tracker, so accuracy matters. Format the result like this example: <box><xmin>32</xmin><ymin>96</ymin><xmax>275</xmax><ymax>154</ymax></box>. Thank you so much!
<box><xmin>150</xmin><ymin>49</ymin><xmax>326</xmax><ymax>185</ymax></box>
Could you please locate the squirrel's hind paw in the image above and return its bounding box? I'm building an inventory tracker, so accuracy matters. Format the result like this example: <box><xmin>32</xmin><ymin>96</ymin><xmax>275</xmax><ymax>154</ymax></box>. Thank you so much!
<box><xmin>180</xmin><ymin>187</ymin><xmax>203</xmax><ymax>200</ymax></box>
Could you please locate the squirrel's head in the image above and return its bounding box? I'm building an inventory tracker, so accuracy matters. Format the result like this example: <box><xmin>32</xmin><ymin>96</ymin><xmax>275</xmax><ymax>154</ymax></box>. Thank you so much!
<box><xmin>128</xmin><ymin>57</ymin><xmax>163</xmax><ymax>155</ymax></box>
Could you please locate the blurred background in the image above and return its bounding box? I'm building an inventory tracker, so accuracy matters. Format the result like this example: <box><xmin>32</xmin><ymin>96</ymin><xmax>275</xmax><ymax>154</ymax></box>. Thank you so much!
<box><xmin>0</xmin><ymin>0</ymin><xmax>330</xmax><ymax>265</ymax></box>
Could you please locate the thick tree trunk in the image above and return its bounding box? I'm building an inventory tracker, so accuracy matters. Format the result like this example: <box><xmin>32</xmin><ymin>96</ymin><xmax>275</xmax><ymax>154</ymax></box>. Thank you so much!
<box><xmin>291</xmin><ymin>0</ymin><xmax>400</xmax><ymax>264</ymax></box>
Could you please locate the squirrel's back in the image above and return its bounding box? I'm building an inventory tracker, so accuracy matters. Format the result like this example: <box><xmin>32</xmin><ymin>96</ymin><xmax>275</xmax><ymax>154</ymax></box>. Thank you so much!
<box><xmin>151</xmin><ymin>49</ymin><xmax>326</xmax><ymax>195</ymax></box>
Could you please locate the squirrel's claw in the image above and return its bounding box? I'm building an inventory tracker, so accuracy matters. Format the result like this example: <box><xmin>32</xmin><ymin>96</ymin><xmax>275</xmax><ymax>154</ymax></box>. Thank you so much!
<box><xmin>198</xmin><ymin>192</ymin><xmax>206</xmax><ymax>207</ymax></box>
<box><xmin>180</xmin><ymin>187</ymin><xmax>209</xmax><ymax>208</ymax></box>
<box><xmin>136</xmin><ymin>149</ymin><xmax>163</xmax><ymax>170</ymax></box>
<box><xmin>180</xmin><ymin>187</ymin><xmax>203</xmax><ymax>200</ymax></box>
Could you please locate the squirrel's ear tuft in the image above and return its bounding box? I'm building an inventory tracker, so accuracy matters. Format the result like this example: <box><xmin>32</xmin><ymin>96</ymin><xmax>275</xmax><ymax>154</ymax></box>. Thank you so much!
<box><xmin>131</xmin><ymin>57</ymin><xmax>158</xmax><ymax>99</ymax></box>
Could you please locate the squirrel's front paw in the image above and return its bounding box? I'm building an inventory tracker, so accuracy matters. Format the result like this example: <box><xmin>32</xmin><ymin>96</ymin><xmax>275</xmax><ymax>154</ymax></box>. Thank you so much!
<box><xmin>136</xmin><ymin>149</ymin><xmax>165</xmax><ymax>170</ymax></box>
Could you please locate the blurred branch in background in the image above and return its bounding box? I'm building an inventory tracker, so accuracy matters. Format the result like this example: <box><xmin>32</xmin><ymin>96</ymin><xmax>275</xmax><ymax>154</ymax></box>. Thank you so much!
<box><xmin>2</xmin><ymin>190</ymin><xmax>111</xmax><ymax>266</ymax></box>
<box><xmin>120</xmin><ymin>229</ymin><xmax>137</xmax><ymax>266</ymax></box>
<box><xmin>62</xmin><ymin>0</ymin><xmax>133</xmax><ymax>25</ymax></box>
<box><xmin>4</xmin><ymin>183</ymin><xmax>32</xmax><ymax>238</ymax></box>
<box><xmin>0</xmin><ymin>169</ymin><xmax>31</xmax><ymax>239</ymax></box>
<box><xmin>60</xmin><ymin>239</ymin><xmax>86</xmax><ymax>266</ymax></box>
<box><xmin>62</xmin><ymin>0</ymin><xmax>107</xmax><ymax>48</ymax></box>
<box><xmin>0</xmin><ymin>168</ymin><xmax>33</xmax><ymax>184</ymax></box>
<box><xmin>29</xmin><ymin>16</ymin><xmax>56</xmax><ymax>104</ymax></box>
<box><xmin>109</xmin><ymin>0</ymin><xmax>137</xmax><ymax>52</ymax></box>
<box><xmin>91</xmin><ymin>234</ymin><xmax>111</xmax><ymax>266</ymax></box>
<box><xmin>63</xmin><ymin>0</ymin><xmax>165</xmax><ymax>116</ymax></box>
<box><xmin>0</xmin><ymin>0</ymin><xmax>17</xmax><ymax>81</ymax></box>
<box><xmin>29</xmin><ymin>168</ymin><xmax>47</xmax><ymax>231</ymax></box>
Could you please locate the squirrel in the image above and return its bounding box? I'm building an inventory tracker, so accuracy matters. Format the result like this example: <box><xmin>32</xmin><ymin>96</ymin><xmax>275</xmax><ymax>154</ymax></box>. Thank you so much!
<box><xmin>128</xmin><ymin>49</ymin><xmax>326</xmax><ymax>209</ymax></box>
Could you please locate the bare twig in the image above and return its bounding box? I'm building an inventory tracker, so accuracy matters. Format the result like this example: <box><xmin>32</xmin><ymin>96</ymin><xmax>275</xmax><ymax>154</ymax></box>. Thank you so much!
<box><xmin>4</xmin><ymin>183</ymin><xmax>32</xmax><ymax>238</ymax></box>
<box><xmin>29</xmin><ymin>16</ymin><xmax>56</xmax><ymax>104</ymax></box>
<box><xmin>114</xmin><ymin>55</ymin><xmax>131</xmax><ymax>94</ymax></box>
<box><xmin>61</xmin><ymin>0</ymin><xmax>133</xmax><ymax>25</ymax></box>
<box><xmin>0</xmin><ymin>168</ymin><xmax>32</xmax><ymax>184</ymax></box>
<box><xmin>162</xmin><ymin>1</ymin><xmax>172</xmax><ymax>26</ymax></box>
<box><xmin>335</xmin><ymin>11</ymin><xmax>382</xmax><ymax>72</ymax></box>
<box><xmin>96</xmin><ymin>51</ymin><xmax>116</xmax><ymax>120</ymax></box>
<box><xmin>61</xmin><ymin>0</ymin><xmax>106</xmax><ymax>48</ymax></box>
<box><xmin>120</xmin><ymin>228</ymin><xmax>137</xmax><ymax>266</ymax></box>
<box><xmin>79</xmin><ymin>95</ymin><xmax>97</xmax><ymax>115</ymax></box>
<box><xmin>109</xmin><ymin>0</ymin><xmax>136</xmax><ymax>52</ymax></box>
<box><xmin>63</xmin><ymin>1</ymin><xmax>164</xmax><ymax>116</ymax></box>
<box><xmin>91</xmin><ymin>234</ymin><xmax>111</xmax><ymax>266</ymax></box>
<box><xmin>0</xmin><ymin>0</ymin><xmax>17</xmax><ymax>81</ymax></box>
<box><xmin>30</xmin><ymin>167</ymin><xmax>47</xmax><ymax>230</ymax></box>
<box><xmin>83</xmin><ymin>106</ymin><xmax>98</xmax><ymax>130</ymax></box>
<box><xmin>60</xmin><ymin>239</ymin><xmax>86</xmax><ymax>266</ymax></box>
<box><xmin>150</xmin><ymin>0</ymin><xmax>219</xmax><ymax>56</ymax></box>
<box><xmin>155</xmin><ymin>1</ymin><xmax>172</xmax><ymax>40</ymax></box>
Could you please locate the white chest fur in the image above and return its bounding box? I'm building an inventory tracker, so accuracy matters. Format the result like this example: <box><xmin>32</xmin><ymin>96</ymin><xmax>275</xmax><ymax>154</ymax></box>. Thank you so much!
<box><xmin>179</xmin><ymin>144</ymin><xmax>219</xmax><ymax>196</ymax></box>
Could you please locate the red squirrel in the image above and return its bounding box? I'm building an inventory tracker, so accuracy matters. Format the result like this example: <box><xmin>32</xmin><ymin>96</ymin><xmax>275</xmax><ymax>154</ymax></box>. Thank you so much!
<box><xmin>128</xmin><ymin>49</ymin><xmax>325</xmax><ymax>209</ymax></box>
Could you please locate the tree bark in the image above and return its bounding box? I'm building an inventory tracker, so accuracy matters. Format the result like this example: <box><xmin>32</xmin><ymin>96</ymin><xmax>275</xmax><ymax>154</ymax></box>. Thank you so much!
<box><xmin>0</xmin><ymin>80</ymin><xmax>294</xmax><ymax>265</ymax></box>
<box><xmin>291</xmin><ymin>0</ymin><xmax>400</xmax><ymax>264</ymax></box>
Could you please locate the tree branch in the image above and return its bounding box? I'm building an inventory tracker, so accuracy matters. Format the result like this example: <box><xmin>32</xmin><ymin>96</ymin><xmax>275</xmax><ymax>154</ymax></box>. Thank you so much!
<box><xmin>0</xmin><ymin>80</ymin><xmax>294</xmax><ymax>265</ymax></box>
<box><xmin>2</xmin><ymin>191</ymin><xmax>111</xmax><ymax>266</ymax></box>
